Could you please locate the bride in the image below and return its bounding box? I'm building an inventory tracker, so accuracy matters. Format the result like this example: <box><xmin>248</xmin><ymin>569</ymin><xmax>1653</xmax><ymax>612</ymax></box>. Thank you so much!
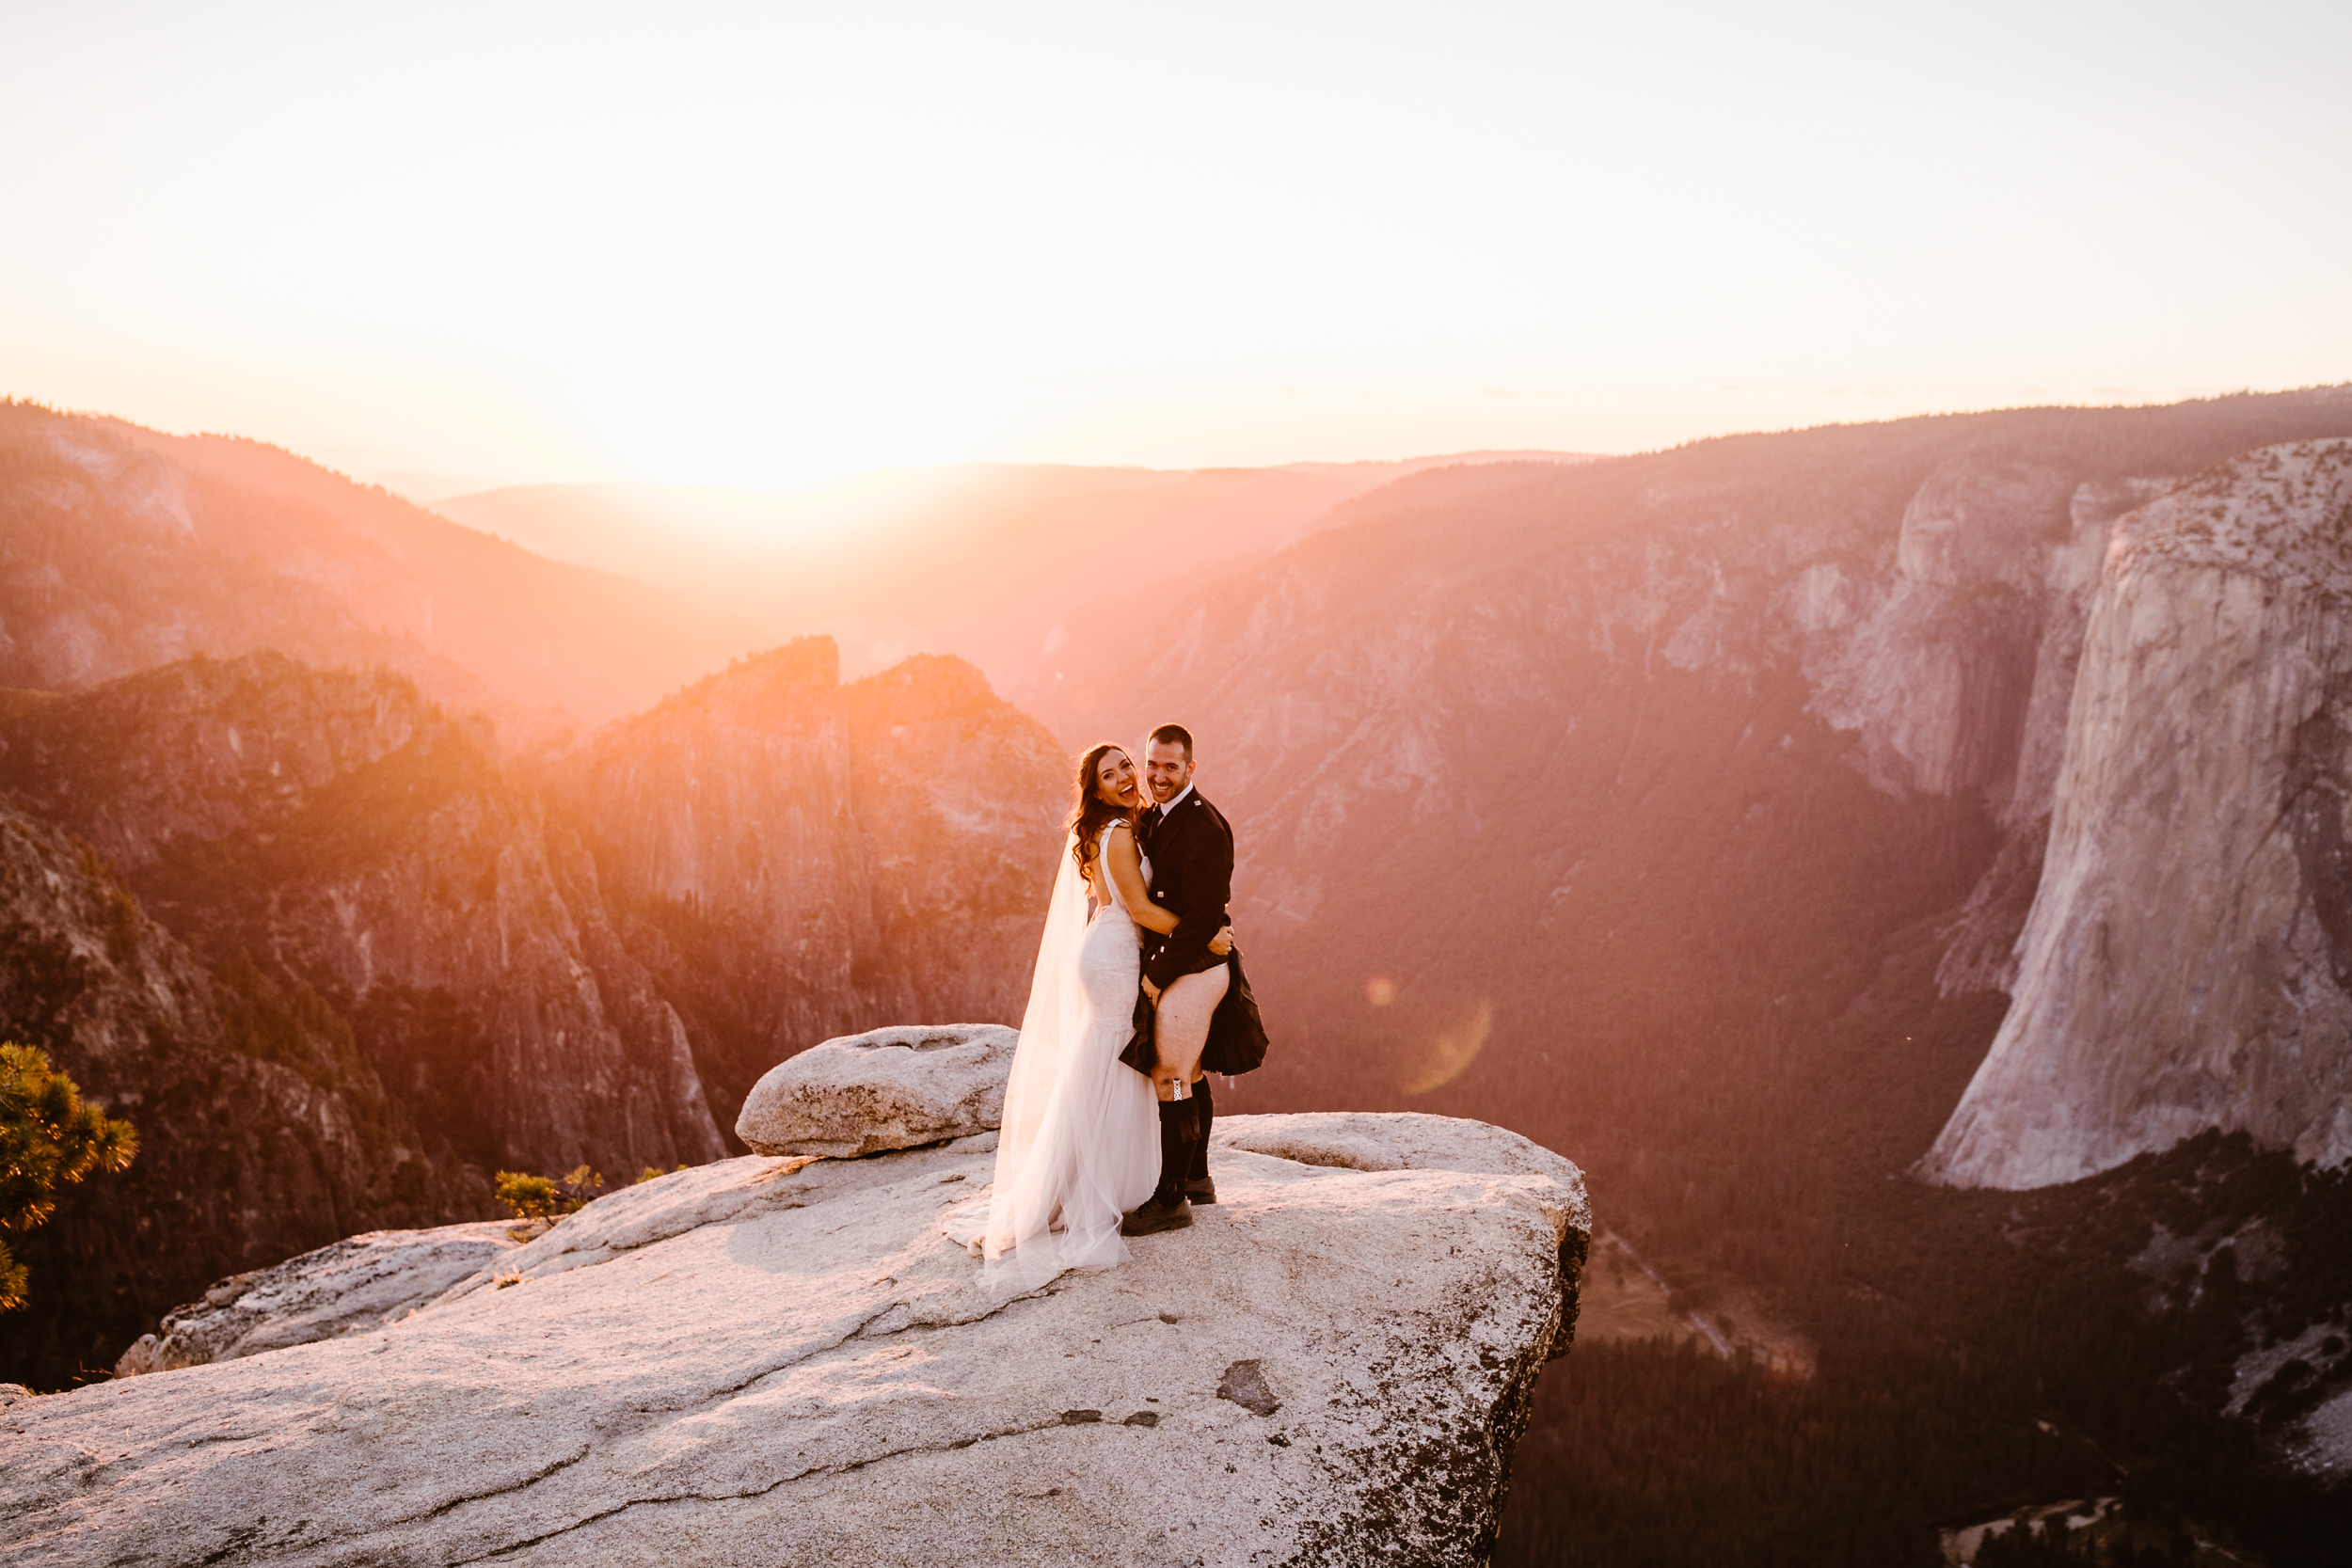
<box><xmin>948</xmin><ymin>742</ymin><xmax>1228</xmax><ymax>1292</ymax></box>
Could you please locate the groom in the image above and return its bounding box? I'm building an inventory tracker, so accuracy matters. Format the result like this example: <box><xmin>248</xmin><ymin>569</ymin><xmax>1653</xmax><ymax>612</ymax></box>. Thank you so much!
<box><xmin>1123</xmin><ymin>722</ymin><xmax>1232</xmax><ymax>1237</ymax></box>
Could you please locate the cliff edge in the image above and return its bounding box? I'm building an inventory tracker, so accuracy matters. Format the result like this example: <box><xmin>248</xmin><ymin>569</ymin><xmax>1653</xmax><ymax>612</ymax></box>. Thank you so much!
<box><xmin>1</xmin><ymin>1025</ymin><xmax>1588</xmax><ymax>1567</ymax></box>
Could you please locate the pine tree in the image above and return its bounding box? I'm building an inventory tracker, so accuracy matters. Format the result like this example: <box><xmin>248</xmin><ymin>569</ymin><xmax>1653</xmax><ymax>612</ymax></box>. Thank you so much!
<box><xmin>0</xmin><ymin>1041</ymin><xmax>138</xmax><ymax>1312</ymax></box>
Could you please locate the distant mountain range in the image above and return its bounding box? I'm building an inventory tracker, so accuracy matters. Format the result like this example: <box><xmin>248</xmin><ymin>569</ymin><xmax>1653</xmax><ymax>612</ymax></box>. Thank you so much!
<box><xmin>0</xmin><ymin>408</ymin><xmax>776</xmax><ymax>736</ymax></box>
<box><xmin>424</xmin><ymin>452</ymin><xmax>1593</xmax><ymax>709</ymax></box>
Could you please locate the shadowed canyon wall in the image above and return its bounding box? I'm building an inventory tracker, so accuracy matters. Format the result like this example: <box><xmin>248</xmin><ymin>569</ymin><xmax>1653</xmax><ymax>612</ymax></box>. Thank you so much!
<box><xmin>0</xmin><ymin>654</ymin><xmax>727</xmax><ymax>1180</ymax></box>
<box><xmin>0</xmin><ymin>788</ymin><xmax>469</xmax><ymax>1381</ymax></box>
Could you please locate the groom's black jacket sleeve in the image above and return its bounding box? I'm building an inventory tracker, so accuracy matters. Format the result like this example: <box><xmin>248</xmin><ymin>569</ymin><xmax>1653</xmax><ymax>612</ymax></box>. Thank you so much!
<box><xmin>1144</xmin><ymin>793</ymin><xmax>1233</xmax><ymax>990</ymax></box>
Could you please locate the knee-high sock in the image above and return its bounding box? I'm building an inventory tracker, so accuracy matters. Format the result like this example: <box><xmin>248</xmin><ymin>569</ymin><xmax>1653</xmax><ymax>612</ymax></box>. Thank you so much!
<box><xmin>1188</xmin><ymin>1076</ymin><xmax>1213</xmax><ymax>1180</ymax></box>
<box><xmin>1155</xmin><ymin>1097</ymin><xmax>1196</xmax><ymax>1204</ymax></box>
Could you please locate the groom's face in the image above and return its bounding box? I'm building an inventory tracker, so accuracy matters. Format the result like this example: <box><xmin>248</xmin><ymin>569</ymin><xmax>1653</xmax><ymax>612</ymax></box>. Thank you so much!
<box><xmin>1145</xmin><ymin>740</ymin><xmax>1192</xmax><ymax>804</ymax></box>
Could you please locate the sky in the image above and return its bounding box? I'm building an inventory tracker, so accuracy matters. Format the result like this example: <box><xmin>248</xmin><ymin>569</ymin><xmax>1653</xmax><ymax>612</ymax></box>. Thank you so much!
<box><xmin>3</xmin><ymin>1</ymin><xmax>2347</xmax><ymax>493</ymax></box>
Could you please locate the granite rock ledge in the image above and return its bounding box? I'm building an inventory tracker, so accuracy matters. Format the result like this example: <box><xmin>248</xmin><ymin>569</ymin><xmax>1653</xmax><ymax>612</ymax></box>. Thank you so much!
<box><xmin>5</xmin><ymin>1078</ymin><xmax>1585</xmax><ymax>1566</ymax></box>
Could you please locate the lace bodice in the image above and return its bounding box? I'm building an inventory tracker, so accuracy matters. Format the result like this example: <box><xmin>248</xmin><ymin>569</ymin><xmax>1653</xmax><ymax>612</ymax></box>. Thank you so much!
<box><xmin>1089</xmin><ymin>818</ymin><xmax>1149</xmax><ymax>916</ymax></box>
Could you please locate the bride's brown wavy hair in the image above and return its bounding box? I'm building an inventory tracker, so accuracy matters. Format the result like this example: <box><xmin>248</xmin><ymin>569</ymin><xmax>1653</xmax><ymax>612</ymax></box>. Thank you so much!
<box><xmin>1067</xmin><ymin>742</ymin><xmax>1135</xmax><ymax>879</ymax></box>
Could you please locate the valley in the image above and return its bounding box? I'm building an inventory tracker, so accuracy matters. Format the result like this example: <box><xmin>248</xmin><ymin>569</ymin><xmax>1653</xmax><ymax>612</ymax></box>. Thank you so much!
<box><xmin>5</xmin><ymin>391</ymin><xmax>2352</xmax><ymax>1561</ymax></box>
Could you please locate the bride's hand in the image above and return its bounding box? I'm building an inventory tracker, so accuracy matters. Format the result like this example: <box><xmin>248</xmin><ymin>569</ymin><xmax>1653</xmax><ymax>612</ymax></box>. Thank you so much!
<box><xmin>1208</xmin><ymin>925</ymin><xmax>1234</xmax><ymax>957</ymax></box>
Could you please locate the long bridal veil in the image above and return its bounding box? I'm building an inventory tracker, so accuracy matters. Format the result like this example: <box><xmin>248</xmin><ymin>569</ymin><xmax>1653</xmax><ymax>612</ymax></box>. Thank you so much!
<box><xmin>946</xmin><ymin>830</ymin><xmax>1157</xmax><ymax>1293</ymax></box>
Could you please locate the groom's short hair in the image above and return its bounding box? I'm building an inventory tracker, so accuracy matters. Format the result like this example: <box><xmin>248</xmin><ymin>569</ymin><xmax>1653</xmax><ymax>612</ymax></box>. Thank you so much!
<box><xmin>1147</xmin><ymin>723</ymin><xmax>1193</xmax><ymax>760</ymax></box>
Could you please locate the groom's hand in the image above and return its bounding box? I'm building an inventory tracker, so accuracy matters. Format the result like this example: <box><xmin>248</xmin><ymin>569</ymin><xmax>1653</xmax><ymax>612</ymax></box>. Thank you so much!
<box><xmin>1141</xmin><ymin>976</ymin><xmax>1162</xmax><ymax>1003</ymax></box>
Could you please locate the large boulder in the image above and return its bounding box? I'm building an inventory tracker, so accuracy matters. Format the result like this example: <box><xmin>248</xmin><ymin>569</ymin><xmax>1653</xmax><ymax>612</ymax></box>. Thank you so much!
<box><xmin>736</xmin><ymin>1022</ymin><xmax>1019</xmax><ymax>1157</ymax></box>
<box><xmin>8</xmin><ymin>1112</ymin><xmax>1587</xmax><ymax>1566</ymax></box>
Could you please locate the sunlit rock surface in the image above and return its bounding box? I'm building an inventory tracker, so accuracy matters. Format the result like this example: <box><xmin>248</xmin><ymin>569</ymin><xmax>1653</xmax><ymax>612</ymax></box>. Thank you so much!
<box><xmin>1808</xmin><ymin>456</ymin><xmax>2073</xmax><ymax>801</ymax></box>
<box><xmin>736</xmin><ymin>1022</ymin><xmax>1018</xmax><ymax>1157</ymax></box>
<box><xmin>112</xmin><ymin>1222</ymin><xmax>520</xmax><ymax>1376</ymax></box>
<box><xmin>6</xmin><ymin>1113</ymin><xmax>1586</xmax><ymax>1567</ymax></box>
<box><xmin>1925</xmin><ymin>440</ymin><xmax>2352</xmax><ymax>1187</ymax></box>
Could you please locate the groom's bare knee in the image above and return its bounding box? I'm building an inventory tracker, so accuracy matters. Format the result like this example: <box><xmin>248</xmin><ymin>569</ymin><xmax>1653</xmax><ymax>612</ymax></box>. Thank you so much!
<box><xmin>1153</xmin><ymin>966</ymin><xmax>1230</xmax><ymax>1089</ymax></box>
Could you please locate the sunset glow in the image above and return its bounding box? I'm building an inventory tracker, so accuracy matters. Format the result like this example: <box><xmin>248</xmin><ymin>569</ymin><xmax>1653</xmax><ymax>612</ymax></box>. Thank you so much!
<box><xmin>8</xmin><ymin>5</ymin><xmax>2352</xmax><ymax>1547</ymax></box>
<box><xmin>5</xmin><ymin>3</ymin><xmax>2346</xmax><ymax>492</ymax></box>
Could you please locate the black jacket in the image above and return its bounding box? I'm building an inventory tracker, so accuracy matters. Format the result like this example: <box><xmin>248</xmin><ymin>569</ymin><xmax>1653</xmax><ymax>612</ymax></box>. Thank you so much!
<box><xmin>1138</xmin><ymin>788</ymin><xmax>1232</xmax><ymax>990</ymax></box>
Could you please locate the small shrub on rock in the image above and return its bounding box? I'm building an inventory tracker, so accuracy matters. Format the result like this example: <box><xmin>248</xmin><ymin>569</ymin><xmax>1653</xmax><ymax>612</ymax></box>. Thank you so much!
<box><xmin>0</xmin><ymin>1041</ymin><xmax>138</xmax><ymax>1312</ymax></box>
<box><xmin>494</xmin><ymin>1164</ymin><xmax>604</xmax><ymax>1221</ymax></box>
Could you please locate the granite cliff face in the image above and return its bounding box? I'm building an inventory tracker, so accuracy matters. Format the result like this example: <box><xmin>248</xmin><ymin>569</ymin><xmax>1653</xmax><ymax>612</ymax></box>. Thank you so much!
<box><xmin>550</xmin><ymin>640</ymin><xmax>1065</xmax><ymax>1137</ymax></box>
<box><xmin>0</xmin><ymin>655</ymin><xmax>724</xmax><ymax>1385</ymax></box>
<box><xmin>0</xmin><ymin>789</ymin><xmax>463</xmax><ymax>1381</ymax></box>
<box><xmin>1923</xmin><ymin>441</ymin><xmax>2352</xmax><ymax>1187</ymax></box>
<box><xmin>0</xmin><ymin>652</ymin><xmax>726</xmax><ymax>1180</ymax></box>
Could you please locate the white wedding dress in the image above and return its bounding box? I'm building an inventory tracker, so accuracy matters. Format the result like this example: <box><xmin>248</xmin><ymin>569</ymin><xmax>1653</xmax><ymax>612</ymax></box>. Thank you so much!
<box><xmin>944</xmin><ymin>820</ymin><xmax>1159</xmax><ymax>1292</ymax></box>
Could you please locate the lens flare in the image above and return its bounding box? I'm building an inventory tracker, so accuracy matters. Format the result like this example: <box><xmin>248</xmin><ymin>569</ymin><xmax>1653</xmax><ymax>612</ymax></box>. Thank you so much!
<box><xmin>1402</xmin><ymin>999</ymin><xmax>1492</xmax><ymax>1097</ymax></box>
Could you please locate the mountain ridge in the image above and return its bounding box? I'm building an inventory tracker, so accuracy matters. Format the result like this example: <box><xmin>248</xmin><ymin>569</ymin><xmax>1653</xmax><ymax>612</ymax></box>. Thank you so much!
<box><xmin>0</xmin><ymin>404</ymin><xmax>756</xmax><ymax>736</ymax></box>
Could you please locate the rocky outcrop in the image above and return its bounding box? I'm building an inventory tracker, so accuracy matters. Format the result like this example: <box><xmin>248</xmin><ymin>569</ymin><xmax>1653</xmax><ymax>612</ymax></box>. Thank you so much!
<box><xmin>0</xmin><ymin>650</ymin><xmax>451</xmax><ymax>869</ymax></box>
<box><xmin>552</xmin><ymin>641</ymin><xmax>1065</xmax><ymax>1138</ymax></box>
<box><xmin>844</xmin><ymin>655</ymin><xmax>1071</xmax><ymax>1023</ymax></box>
<box><xmin>5</xmin><ymin>1104</ymin><xmax>1588</xmax><ymax>1566</ymax></box>
<box><xmin>1924</xmin><ymin>441</ymin><xmax>2352</xmax><ymax>1187</ymax></box>
<box><xmin>112</xmin><ymin>1222</ymin><xmax>520</xmax><ymax>1375</ymax></box>
<box><xmin>1807</xmin><ymin>456</ymin><xmax>2074</xmax><ymax>802</ymax></box>
<box><xmin>0</xmin><ymin>652</ymin><xmax>728</xmax><ymax>1180</ymax></box>
<box><xmin>736</xmin><ymin>1022</ymin><xmax>1018</xmax><ymax>1157</ymax></box>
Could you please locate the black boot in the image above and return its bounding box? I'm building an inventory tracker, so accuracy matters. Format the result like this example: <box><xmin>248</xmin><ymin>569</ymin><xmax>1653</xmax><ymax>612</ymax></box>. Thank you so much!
<box><xmin>1122</xmin><ymin>1097</ymin><xmax>1196</xmax><ymax>1236</ymax></box>
<box><xmin>1184</xmin><ymin>1076</ymin><xmax>1216</xmax><ymax>1204</ymax></box>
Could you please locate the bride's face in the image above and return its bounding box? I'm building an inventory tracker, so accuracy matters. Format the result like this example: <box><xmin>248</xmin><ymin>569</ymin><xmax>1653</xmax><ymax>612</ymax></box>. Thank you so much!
<box><xmin>1094</xmin><ymin>749</ymin><xmax>1140</xmax><ymax>809</ymax></box>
